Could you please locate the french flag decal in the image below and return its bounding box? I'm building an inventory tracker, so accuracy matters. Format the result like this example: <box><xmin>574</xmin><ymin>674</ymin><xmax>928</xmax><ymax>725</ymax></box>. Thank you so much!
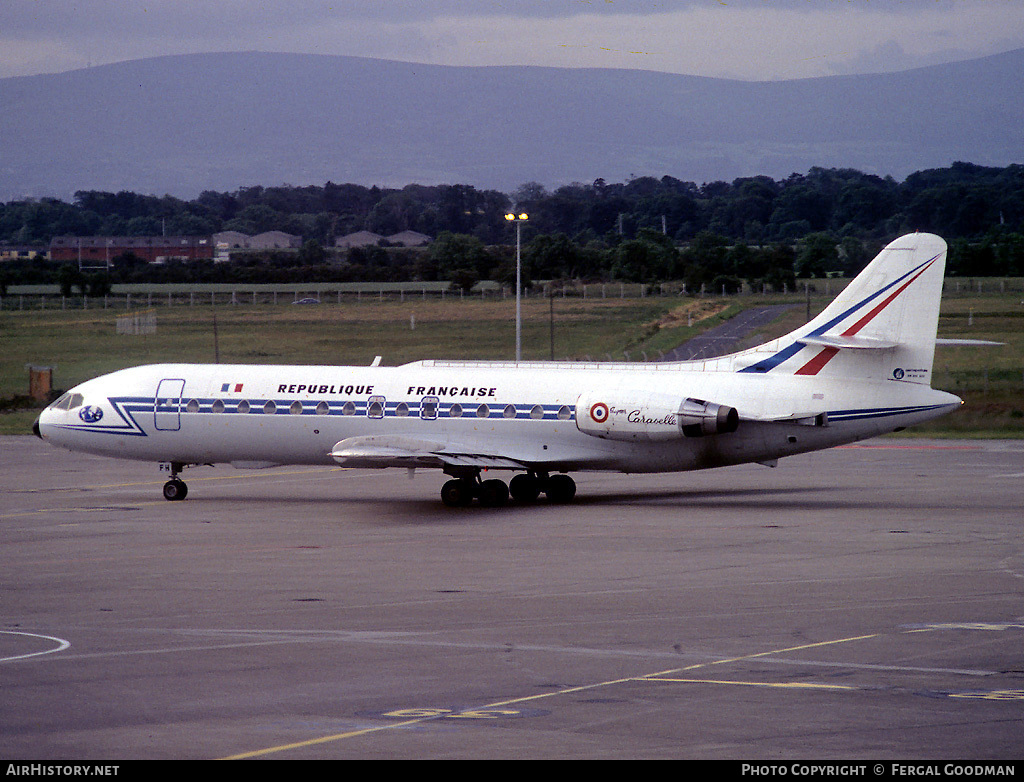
<box><xmin>221</xmin><ymin>383</ymin><xmax>244</xmax><ymax>393</ymax></box>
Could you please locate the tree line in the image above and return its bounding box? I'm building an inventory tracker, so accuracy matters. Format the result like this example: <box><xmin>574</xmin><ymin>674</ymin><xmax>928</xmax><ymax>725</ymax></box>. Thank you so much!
<box><xmin>2</xmin><ymin>162</ymin><xmax>1023</xmax><ymax>294</ymax></box>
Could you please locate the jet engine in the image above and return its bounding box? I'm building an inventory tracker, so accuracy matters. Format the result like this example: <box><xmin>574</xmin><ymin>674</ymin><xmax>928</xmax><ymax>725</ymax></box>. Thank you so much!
<box><xmin>575</xmin><ymin>391</ymin><xmax>739</xmax><ymax>442</ymax></box>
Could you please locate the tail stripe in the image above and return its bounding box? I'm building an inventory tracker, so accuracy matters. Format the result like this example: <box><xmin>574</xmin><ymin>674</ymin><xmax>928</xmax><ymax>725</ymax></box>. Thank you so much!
<box><xmin>840</xmin><ymin>258</ymin><xmax>936</xmax><ymax>337</ymax></box>
<box><xmin>828</xmin><ymin>403</ymin><xmax>951</xmax><ymax>422</ymax></box>
<box><xmin>793</xmin><ymin>346</ymin><xmax>839</xmax><ymax>376</ymax></box>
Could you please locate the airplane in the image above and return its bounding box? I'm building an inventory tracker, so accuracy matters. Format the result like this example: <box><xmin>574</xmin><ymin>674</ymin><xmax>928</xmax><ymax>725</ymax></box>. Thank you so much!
<box><xmin>34</xmin><ymin>232</ymin><xmax>962</xmax><ymax>507</ymax></box>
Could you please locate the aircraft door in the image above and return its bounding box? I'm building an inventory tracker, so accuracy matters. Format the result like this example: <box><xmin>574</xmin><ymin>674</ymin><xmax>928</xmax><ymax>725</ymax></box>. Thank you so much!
<box><xmin>154</xmin><ymin>378</ymin><xmax>186</xmax><ymax>431</ymax></box>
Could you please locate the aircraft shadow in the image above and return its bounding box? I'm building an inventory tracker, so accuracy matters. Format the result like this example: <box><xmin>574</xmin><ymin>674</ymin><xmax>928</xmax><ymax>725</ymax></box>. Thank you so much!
<box><xmin>166</xmin><ymin>484</ymin><xmax>884</xmax><ymax>525</ymax></box>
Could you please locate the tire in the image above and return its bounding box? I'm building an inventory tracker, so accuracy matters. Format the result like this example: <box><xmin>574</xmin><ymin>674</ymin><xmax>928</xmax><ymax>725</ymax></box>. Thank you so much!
<box><xmin>162</xmin><ymin>479</ymin><xmax>187</xmax><ymax>501</ymax></box>
<box><xmin>441</xmin><ymin>479</ymin><xmax>474</xmax><ymax>507</ymax></box>
<box><xmin>545</xmin><ymin>474</ymin><xmax>576</xmax><ymax>504</ymax></box>
<box><xmin>478</xmin><ymin>479</ymin><xmax>509</xmax><ymax>508</ymax></box>
<box><xmin>509</xmin><ymin>474</ymin><xmax>541</xmax><ymax>503</ymax></box>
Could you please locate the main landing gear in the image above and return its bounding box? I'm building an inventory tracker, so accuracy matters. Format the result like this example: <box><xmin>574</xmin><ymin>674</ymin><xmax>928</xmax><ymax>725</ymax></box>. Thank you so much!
<box><xmin>440</xmin><ymin>469</ymin><xmax>576</xmax><ymax>508</ymax></box>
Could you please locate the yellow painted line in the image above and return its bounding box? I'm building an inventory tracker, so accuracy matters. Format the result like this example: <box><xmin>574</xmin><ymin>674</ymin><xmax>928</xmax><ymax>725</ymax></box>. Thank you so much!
<box><xmin>221</xmin><ymin>632</ymin><xmax>880</xmax><ymax>759</ymax></box>
<box><xmin>50</xmin><ymin>466</ymin><xmax>340</xmax><ymax>491</ymax></box>
<box><xmin>641</xmin><ymin>677</ymin><xmax>857</xmax><ymax>692</ymax></box>
<box><xmin>220</xmin><ymin>717</ymin><xmax>435</xmax><ymax>759</ymax></box>
<box><xmin>0</xmin><ymin>468</ymin><xmax>344</xmax><ymax>518</ymax></box>
<box><xmin>948</xmin><ymin>690</ymin><xmax>1024</xmax><ymax>701</ymax></box>
<box><xmin>636</xmin><ymin>633</ymin><xmax>882</xmax><ymax>679</ymax></box>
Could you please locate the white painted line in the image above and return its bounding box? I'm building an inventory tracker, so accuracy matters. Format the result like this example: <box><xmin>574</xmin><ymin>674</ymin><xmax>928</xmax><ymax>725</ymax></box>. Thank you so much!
<box><xmin>0</xmin><ymin>631</ymin><xmax>71</xmax><ymax>663</ymax></box>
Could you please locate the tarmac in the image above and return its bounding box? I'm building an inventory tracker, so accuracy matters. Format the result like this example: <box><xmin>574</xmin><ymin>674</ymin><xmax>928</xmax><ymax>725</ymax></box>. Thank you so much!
<box><xmin>1</xmin><ymin>434</ymin><xmax>1023</xmax><ymax>760</ymax></box>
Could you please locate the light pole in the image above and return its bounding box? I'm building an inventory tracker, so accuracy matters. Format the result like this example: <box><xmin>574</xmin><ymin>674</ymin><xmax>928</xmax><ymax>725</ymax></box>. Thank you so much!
<box><xmin>505</xmin><ymin>212</ymin><xmax>528</xmax><ymax>361</ymax></box>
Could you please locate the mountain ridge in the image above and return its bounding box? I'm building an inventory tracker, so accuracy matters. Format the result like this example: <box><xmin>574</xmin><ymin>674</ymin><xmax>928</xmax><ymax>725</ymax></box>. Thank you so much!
<box><xmin>2</xmin><ymin>49</ymin><xmax>1021</xmax><ymax>200</ymax></box>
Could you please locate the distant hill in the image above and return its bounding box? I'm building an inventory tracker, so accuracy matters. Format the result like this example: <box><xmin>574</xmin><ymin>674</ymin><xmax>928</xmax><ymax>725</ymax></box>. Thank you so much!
<box><xmin>1</xmin><ymin>50</ymin><xmax>1022</xmax><ymax>200</ymax></box>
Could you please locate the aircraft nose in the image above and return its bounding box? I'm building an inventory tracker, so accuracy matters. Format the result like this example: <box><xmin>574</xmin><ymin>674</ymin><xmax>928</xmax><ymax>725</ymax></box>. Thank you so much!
<box><xmin>33</xmin><ymin>414</ymin><xmax>43</xmax><ymax>439</ymax></box>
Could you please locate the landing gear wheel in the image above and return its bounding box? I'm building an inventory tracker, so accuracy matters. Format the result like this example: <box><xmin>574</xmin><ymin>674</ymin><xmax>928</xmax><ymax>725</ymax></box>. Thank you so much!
<box><xmin>478</xmin><ymin>479</ymin><xmax>510</xmax><ymax>508</ymax></box>
<box><xmin>441</xmin><ymin>479</ymin><xmax>475</xmax><ymax>507</ymax></box>
<box><xmin>545</xmin><ymin>474</ymin><xmax>576</xmax><ymax>504</ymax></box>
<box><xmin>509</xmin><ymin>474</ymin><xmax>541</xmax><ymax>503</ymax></box>
<box><xmin>162</xmin><ymin>478</ymin><xmax>188</xmax><ymax>501</ymax></box>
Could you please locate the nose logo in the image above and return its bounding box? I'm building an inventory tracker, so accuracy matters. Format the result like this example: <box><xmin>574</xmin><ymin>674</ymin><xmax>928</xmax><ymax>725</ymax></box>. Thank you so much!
<box><xmin>79</xmin><ymin>406</ymin><xmax>104</xmax><ymax>423</ymax></box>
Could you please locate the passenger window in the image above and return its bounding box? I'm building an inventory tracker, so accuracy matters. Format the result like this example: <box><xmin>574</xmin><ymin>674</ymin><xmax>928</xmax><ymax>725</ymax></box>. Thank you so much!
<box><xmin>212</xmin><ymin>399</ymin><xmax>225</xmax><ymax>414</ymax></box>
<box><xmin>476</xmin><ymin>403</ymin><xmax>489</xmax><ymax>419</ymax></box>
<box><xmin>395</xmin><ymin>402</ymin><xmax>409</xmax><ymax>417</ymax></box>
<box><xmin>316</xmin><ymin>401</ymin><xmax>330</xmax><ymax>415</ymax></box>
<box><xmin>289</xmin><ymin>401</ymin><xmax>303</xmax><ymax>415</ymax></box>
<box><xmin>449</xmin><ymin>403</ymin><xmax>463</xmax><ymax>418</ymax></box>
<box><xmin>186</xmin><ymin>399</ymin><xmax>200</xmax><ymax>413</ymax></box>
<box><xmin>557</xmin><ymin>405</ymin><xmax>572</xmax><ymax>421</ymax></box>
<box><xmin>503</xmin><ymin>404</ymin><xmax>516</xmax><ymax>419</ymax></box>
<box><xmin>237</xmin><ymin>400</ymin><xmax>250</xmax><ymax>414</ymax></box>
<box><xmin>342</xmin><ymin>401</ymin><xmax>355</xmax><ymax>416</ymax></box>
<box><xmin>530</xmin><ymin>405</ymin><xmax>544</xmax><ymax>420</ymax></box>
<box><xmin>263</xmin><ymin>400</ymin><xmax>276</xmax><ymax>415</ymax></box>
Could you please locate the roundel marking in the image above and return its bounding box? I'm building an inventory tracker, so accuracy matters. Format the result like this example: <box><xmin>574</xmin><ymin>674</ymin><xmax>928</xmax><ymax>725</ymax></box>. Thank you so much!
<box><xmin>893</xmin><ymin>368</ymin><xmax>905</xmax><ymax>380</ymax></box>
<box><xmin>589</xmin><ymin>402</ymin><xmax>609</xmax><ymax>424</ymax></box>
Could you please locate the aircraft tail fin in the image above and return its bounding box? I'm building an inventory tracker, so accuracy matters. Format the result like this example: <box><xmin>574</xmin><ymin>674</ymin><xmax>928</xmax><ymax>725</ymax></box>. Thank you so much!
<box><xmin>736</xmin><ymin>233</ymin><xmax>947</xmax><ymax>385</ymax></box>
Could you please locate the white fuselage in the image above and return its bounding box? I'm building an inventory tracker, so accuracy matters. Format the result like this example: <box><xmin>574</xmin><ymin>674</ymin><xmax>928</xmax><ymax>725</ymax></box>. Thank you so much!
<box><xmin>36</xmin><ymin>358</ymin><xmax>961</xmax><ymax>474</ymax></box>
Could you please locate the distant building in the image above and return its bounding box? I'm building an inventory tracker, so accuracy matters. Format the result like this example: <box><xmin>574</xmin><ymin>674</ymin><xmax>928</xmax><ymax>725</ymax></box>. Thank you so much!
<box><xmin>335</xmin><ymin>231</ymin><xmax>383</xmax><ymax>248</ymax></box>
<box><xmin>386</xmin><ymin>230</ymin><xmax>432</xmax><ymax>247</ymax></box>
<box><xmin>49</xmin><ymin>236</ymin><xmax>214</xmax><ymax>266</ymax></box>
<box><xmin>212</xmin><ymin>230</ymin><xmax>301</xmax><ymax>261</ymax></box>
<box><xmin>250</xmin><ymin>231</ymin><xmax>301</xmax><ymax>250</ymax></box>
<box><xmin>213</xmin><ymin>231</ymin><xmax>253</xmax><ymax>249</ymax></box>
<box><xmin>0</xmin><ymin>245</ymin><xmax>47</xmax><ymax>262</ymax></box>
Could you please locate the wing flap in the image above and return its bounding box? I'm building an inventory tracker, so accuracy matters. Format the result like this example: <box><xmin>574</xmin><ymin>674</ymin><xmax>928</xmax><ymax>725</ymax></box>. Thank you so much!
<box><xmin>329</xmin><ymin>435</ymin><xmax>528</xmax><ymax>470</ymax></box>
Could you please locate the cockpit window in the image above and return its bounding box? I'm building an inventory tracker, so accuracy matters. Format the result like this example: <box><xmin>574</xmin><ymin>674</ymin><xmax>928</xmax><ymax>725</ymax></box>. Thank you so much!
<box><xmin>52</xmin><ymin>392</ymin><xmax>85</xmax><ymax>410</ymax></box>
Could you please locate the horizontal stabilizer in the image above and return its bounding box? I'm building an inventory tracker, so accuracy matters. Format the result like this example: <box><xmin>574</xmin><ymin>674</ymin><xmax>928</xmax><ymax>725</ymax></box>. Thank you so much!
<box><xmin>935</xmin><ymin>338</ymin><xmax>1005</xmax><ymax>346</ymax></box>
<box><xmin>797</xmin><ymin>334</ymin><xmax>899</xmax><ymax>350</ymax></box>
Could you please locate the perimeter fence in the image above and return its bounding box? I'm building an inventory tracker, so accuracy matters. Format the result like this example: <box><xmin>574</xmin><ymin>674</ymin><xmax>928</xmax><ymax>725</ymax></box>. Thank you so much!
<box><xmin>3</xmin><ymin>278</ymin><xmax>1022</xmax><ymax>312</ymax></box>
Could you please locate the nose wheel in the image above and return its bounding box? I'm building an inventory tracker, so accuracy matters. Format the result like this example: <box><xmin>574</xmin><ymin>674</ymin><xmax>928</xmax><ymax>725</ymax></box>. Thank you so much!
<box><xmin>161</xmin><ymin>461</ymin><xmax>189</xmax><ymax>501</ymax></box>
<box><xmin>162</xmin><ymin>478</ymin><xmax>188</xmax><ymax>501</ymax></box>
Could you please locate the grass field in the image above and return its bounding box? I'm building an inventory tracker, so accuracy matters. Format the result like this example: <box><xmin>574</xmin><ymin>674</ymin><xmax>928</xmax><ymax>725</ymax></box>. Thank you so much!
<box><xmin>1</xmin><ymin>290</ymin><xmax>1021</xmax><ymax>436</ymax></box>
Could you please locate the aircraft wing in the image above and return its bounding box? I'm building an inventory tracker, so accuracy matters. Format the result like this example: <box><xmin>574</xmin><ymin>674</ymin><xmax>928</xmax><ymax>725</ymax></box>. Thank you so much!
<box><xmin>329</xmin><ymin>435</ymin><xmax>529</xmax><ymax>470</ymax></box>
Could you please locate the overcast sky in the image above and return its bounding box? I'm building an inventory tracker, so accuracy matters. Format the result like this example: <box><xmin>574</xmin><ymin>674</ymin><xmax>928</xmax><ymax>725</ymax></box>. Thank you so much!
<box><xmin>2</xmin><ymin>0</ymin><xmax>1022</xmax><ymax>81</ymax></box>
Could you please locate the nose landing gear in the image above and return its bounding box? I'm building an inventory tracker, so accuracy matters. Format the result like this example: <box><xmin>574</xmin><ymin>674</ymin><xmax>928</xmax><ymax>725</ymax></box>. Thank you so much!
<box><xmin>161</xmin><ymin>461</ymin><xmax>189</xmax><ymax>501</ymax></box>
